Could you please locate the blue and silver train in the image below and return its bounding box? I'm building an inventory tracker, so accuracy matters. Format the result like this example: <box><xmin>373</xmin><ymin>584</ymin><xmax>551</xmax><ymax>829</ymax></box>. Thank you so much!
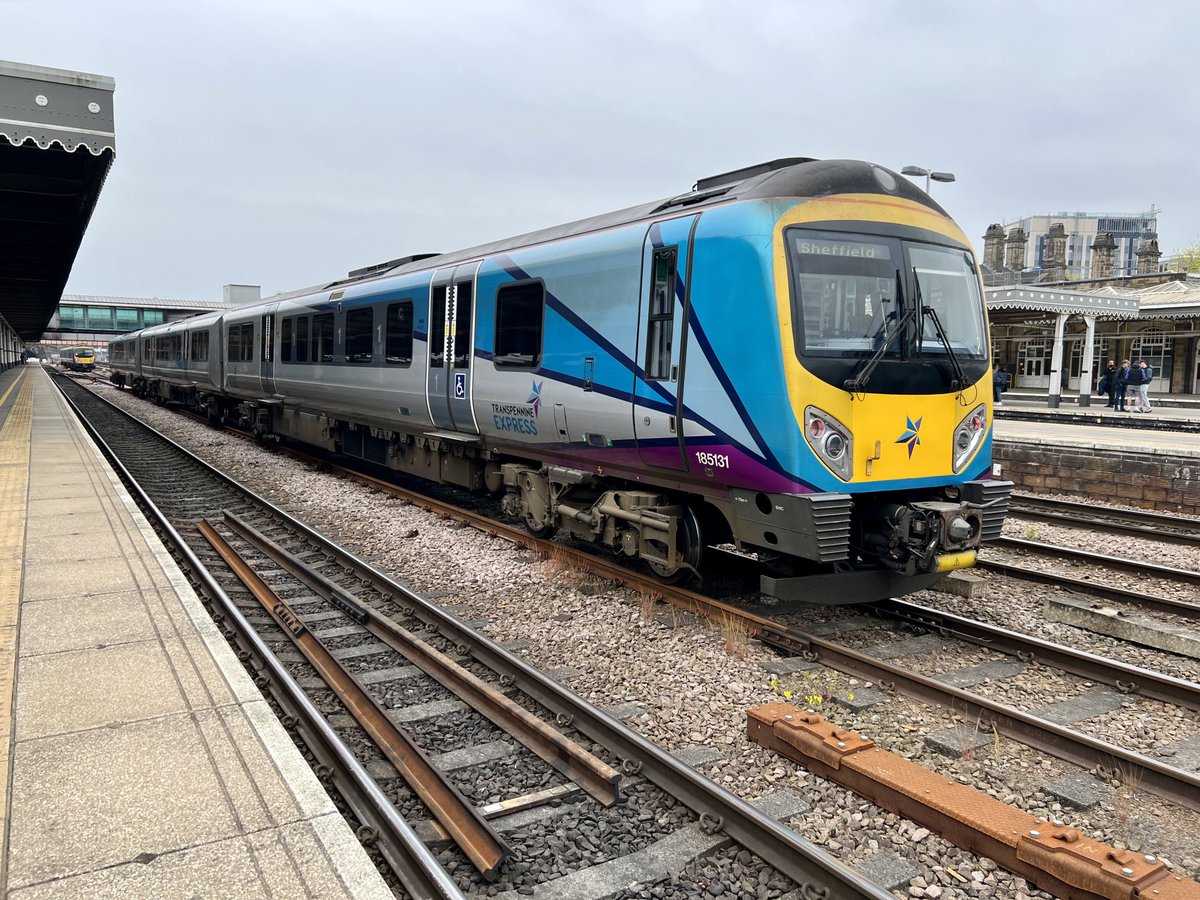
<box><xmin>109</xmin><ymin>158</ymin><xmax>1011</xmax><ymax>602</ymax></box>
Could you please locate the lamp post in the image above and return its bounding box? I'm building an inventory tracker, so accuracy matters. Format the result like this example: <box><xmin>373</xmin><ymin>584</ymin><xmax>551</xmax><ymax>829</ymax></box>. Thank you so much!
<box><xmin>901</xmin><ymin>165</ymin><xmax>956</xmax><ymax>193</ymax></box>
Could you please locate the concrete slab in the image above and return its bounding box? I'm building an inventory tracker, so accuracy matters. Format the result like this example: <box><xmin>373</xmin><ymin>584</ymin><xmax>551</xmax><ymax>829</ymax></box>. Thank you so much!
<box><xmin>430</xmin><ymin>739</ymin><xmax>515</xmax><ymax>772</ymax></box>
<box><xmin>1159</xmin><ymin>732</ymin><xmax>1200</xmax><ymax>771</ymax></box>
<box><xmin>925</xmin><ymin>724</ymin><xmax>994</xmax><ymax>758</ymax></box>
<box><xmin>1046</xmin><ymin>595</ymin><xmax>1200</xmax><ymax>660</ymax></box>
<box><xmin>546</xmin><ymin>666</ymin><xmax>583</xmax><ymax>682</ymax></box>
<box><xmin>356</xmin><ymin>664</ymin><xmax>421</xmax><ymax>686</ymax></box>
<box><xmin>933</xmin><ymin>658</ymin><xmax>1027</xmax><ymax>689</ymax></box>
<box><xmin>1031</xmin><ymin>688</ymin><xmax>1127</xmax><ymax>726</ymax></box>
<box><xmin>672</xmin><ymin>745</ymin><xmax>725</xmax><ymax>768</ymax></box>
<box><xmin>864</xmin><ymin>631</ymin><xmax>956</xmax><ymax>660</ymax></box>
<box><xmin>602</xmin><ymin>702</ymin><xmax>646</xmax><ymax>721</ymax></box>
<box><xmin>761</xmin><ymin>656</ymin><xmax>819</xmax><ymax>676</ymax></box>
<box><xmin>804</xmin><ymin>615</ymin><xmax>877</xmax><ymax>636</ymax></box>
<box><xmin>8</xmin><ymin>815</ymin><xmax>391</xmax><ymax>900</ymax></box>
<box><xmin>828</xmin><ymin>686</ymin><xmax>888</xmax><ymax>711</ymax></box>
<box><xmin>855</xmin><ymin>850</ymin><xmax>921</xmax><ymax>891</ymax></box>
<box><xmin>23</xmin><ymin>511</ymin><xmax>114</xmax><ymax>540</ymax></box>
<box><xmin>1044</xmin><ymin>772</ymin><xmax>1112</xmax><ymax>809</ymax></box>
<box><xmin>329</xmin><ymin>641</ymin><xmax>388</xmax><ymax>661</ymax></box>
<box><xmin>19</xmin><ymin>552</ymin><xmax>138</xmax><ymax>601</ymax></box>
<box><xmin>17</xmin><ymin>591</ymin><xmax>156</xmax><ymax>657</ymax></box>
<box><xmin>388</xmin><ymin>697</ymin><xmax>467</xmax><ymax>724</ymax></box>
<box><xmin>930</xmin><ymin>570</ymin><xmax>987</xmax><ymax>599</ymax></box>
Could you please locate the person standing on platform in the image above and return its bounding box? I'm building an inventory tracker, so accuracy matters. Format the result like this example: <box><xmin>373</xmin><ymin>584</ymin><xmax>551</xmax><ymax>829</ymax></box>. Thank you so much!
<box><xmin>993</xmin><ymin>363</ymin><xmax>1008</xmax><ymax>406</ymax></box>
<box><xmin>1114</xmin><ymin>359</ymin><xmax>1131</xmax><ymax>412</ymax></box>
<box><xmin>1100</xmin><ymin>359</ymin><xmax>1117</xmax><ymax>407</ymax></box>
<box><xmin>1126</xmin><ymin>358</ymin><xmax>1145</xmax><ymax>411</ymax></box>
<box><xmin>1137</xmin><ymin>360</ymin><xmax>1153</xmax><ymax>412</ymax></box>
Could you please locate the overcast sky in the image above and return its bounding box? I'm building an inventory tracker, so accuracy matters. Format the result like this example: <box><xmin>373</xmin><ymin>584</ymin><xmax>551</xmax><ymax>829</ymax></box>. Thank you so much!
<box><xmin>5</xmin><ymin>0</ymin><xmax>1199</xmax><ymax>301</ymax></box>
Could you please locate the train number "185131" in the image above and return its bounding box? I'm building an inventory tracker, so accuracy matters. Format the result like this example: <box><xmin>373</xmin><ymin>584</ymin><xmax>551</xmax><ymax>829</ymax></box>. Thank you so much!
<box><xmin>695</xmin><ymin>451</ymin><xmax>730</xmax><ymax>469</ymax></box>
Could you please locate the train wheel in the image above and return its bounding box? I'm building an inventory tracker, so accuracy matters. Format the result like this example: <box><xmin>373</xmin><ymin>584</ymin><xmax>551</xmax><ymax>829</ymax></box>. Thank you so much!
<box><xmin>647</xmin><ymin>506</ymin><xmax>704</xmax><ymax>585</ymax></box>
<box><xmin>524</xmin><ymin>517</ymin><xmax>557</xmax><ymax>540</ymax></box>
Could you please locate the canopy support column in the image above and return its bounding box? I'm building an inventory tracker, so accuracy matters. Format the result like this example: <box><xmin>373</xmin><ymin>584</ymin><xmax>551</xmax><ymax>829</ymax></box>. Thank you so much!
<box><xmin>1047</xmin><ymin>312</ymin><xmax>1068</xmax><ymax>409</ymax></box>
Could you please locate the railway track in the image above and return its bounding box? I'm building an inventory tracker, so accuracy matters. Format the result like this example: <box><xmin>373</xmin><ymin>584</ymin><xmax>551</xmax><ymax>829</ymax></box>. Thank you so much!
<box><xmin>54</xmin><ymin>373</ymin><xmax>891</xmax><ymax>900</ymax></box>
<box><xmin>89</xmin><ymin>379</ymin><xmax>1200</xmax><ymax>814</ymax></box>
<box><xmin>1009</xmin><ymin>492</ymin><xmax>1200</xmax><ymax>546</ymax></box>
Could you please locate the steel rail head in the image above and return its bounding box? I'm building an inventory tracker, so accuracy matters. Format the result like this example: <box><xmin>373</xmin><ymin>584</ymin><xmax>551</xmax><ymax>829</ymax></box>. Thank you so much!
<box><xmin>758</xmin><ymin>623</ymin><xmax>1200</xmax><ymax>814</ymax></box>
<box><xmin>993</xmin><ymin>535</ymin><xmax>1200</xmax><ymax>586</ymax></box>
<box><xmin>219</xmin><ymin>508</ymin><xmax>623</xmax><ymax>808</ymax></box>
<box><xmin>874</xmin><ymin>598</ymin><xmax>1200</xmax><ymax>711</ymax></box>
<box><xmin>197</xmin><ymin>520</ymin><xmax>511</xmax><ymax>881</ymax></box>
<box><xmin>52</xmin><ymin>381</ymin><xmax>465</xmax><ymax>900</ymax></box>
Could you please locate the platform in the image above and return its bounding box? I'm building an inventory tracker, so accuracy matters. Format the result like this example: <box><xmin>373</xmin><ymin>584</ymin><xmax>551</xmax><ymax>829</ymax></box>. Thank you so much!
<box><xmin>0</xmin><ymin>366</ymin><xmax>390</xmax><ymax>898</ymax></box>
<box><xmin>994</xmin><ymin>390</ymin><xmax>1200</xmax><ymax>457</ymax></box>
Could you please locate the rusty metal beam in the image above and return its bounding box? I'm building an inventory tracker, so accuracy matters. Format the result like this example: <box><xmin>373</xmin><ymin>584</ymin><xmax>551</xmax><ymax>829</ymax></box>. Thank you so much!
<box><xmin>220</xmin><ymin>509</ymin><xmax>622</xmax><ymax>808</ymax></box>
<box><xmin>748</xmin><ymin>703</ymin><xmax>1200</xmax><ymax>900</ymax></box>
<box><xmin>197</xmin><ymin>519</ymin><xmax>510</xmax><ymax>881</ymax></box>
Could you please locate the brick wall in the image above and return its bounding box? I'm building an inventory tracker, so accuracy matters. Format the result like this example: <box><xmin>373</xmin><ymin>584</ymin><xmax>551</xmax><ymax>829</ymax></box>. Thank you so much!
<box><xmin>994</xmin><ymin>443</ymin><xmax>1200</xmax><ymax>515</ymax></box>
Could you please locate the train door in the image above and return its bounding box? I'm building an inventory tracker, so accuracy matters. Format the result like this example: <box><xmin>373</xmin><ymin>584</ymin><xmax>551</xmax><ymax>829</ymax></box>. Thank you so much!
<box><xmin>259</xmin><ymin>304</ymin><xmax>279</xmax><ymax>396</ymax></box>
<box><xmin>425</xmin><ymin>262</ymin><xmax>481</xmax><ymax>434</ymax></box>
<box><xmin>633</xmin><ymin>216</ymin><xmax>696</xmax><ymax>470</ymax></box>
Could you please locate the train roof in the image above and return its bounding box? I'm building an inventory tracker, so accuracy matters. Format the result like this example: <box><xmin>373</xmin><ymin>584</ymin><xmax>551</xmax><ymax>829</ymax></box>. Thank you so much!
<box><xmin>266</xmin><ymin>158</ymin><xmax>950</xmax><ymax>304</ymax></box>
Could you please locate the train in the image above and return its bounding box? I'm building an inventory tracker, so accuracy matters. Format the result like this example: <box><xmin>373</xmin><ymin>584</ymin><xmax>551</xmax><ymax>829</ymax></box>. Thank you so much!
<box><xmin>108</xmin><ymin>157</ymin><xmax>1011</xmax><ymax>603</ymax></box>
<box><xmin>60</xmin><ymin>346</ymin><xmax>96</xmax><ymax>372</ymax></box>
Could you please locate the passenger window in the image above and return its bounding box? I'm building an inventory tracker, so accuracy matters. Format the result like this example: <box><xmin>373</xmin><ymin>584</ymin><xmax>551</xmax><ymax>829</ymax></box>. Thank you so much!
<box><xmin>495</xmin><ymin>281</ymin><xmax>543</xmax><ymax>368</ymax></box>
<box><xmin>430</xmin><ymin>286</ymin><xmax>447</xmax><ymax>368</ymax></box>
<box><xmin>296</xmin><ymin>317</ymin><xmax>309</xmax><ymax>363</ymax></box>
<box><xmin>312</xmin><ymin>313</ymin><xmax>334</xmax><ymax>363</ymax></box>
<box><xmin>646</xmin><ymin>248</ymin><xmax>677</xmax><ymax>380</ymax></box>
<box><xmin>191</xmin><ymin>331</ymin><xmax>209</xmax><ymax>362</ymax></box>
<box><xmin>345</xmin><ymin>307</ymin><xmax>374</xmax><ymax>363</ymax></box>
<box><xmin>453</xmin><ymin>281</ymin><xmax>473</xmax><ymax>368</ymax></box>
<box><xmin>281</xmin><ymin>318</ymin><xmax>293</xmax><ymax>363</ymax></box>
<box><xmin>386</xmin><ymin>301</ymin><xmax>413</xmax><ymax>365</ymax></box>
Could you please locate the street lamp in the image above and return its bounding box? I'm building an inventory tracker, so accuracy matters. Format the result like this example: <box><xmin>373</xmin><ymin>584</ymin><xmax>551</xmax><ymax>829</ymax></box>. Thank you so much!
<box><xmin>901</xmin><ymin>165</ymin><xmax>956</xmax><ymax>193</ymax></box>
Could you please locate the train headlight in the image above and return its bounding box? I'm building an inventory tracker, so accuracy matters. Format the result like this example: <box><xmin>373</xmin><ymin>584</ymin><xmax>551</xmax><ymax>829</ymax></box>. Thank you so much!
<box><xmin>804</xmin><ymin>407</ymin><xmax>853</xmax><ymax>481</ymax></box>
<box><xmin>952</xmin><ymin>403</ymin><xmax>987</xmax><ymax>473</ymax></box>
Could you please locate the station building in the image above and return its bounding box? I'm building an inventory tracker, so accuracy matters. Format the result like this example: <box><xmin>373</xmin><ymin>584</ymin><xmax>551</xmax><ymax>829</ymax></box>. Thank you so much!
<box><xmin>983</xmin><ymin>209</ymin><xmax>1160</xmax><ymax>281</ymax></box>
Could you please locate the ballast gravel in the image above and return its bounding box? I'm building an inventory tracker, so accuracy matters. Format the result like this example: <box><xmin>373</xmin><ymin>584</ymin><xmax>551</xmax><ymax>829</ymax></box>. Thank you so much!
<box><xmin>88</xmin><ymin>383</ymin><xmax>1200</xmax><ymax>895</ymax></box>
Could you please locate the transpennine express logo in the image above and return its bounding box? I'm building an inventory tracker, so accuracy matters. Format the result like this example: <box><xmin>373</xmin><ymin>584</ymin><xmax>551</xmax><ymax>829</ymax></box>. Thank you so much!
<box><xmin>527</xmin><ymin>380</ymin><xmax>543</xmax><ymax>417</ymax></box>
<box><xmin>895</xmin><ymin>416</ymin><xmax>923</xmax><ymax>458</ymax></box>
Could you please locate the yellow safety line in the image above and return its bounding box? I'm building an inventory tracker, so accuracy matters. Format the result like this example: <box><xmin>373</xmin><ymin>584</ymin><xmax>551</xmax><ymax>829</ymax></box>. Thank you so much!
<box><xmin>0</xmin><ymin>370</ymin><xmax>25</xmax><ymax>412</ymax></box>
<box><xmin>0</xmin><ymin>372</ymin><xmax>33</xmax><ymax>871</ymax></box>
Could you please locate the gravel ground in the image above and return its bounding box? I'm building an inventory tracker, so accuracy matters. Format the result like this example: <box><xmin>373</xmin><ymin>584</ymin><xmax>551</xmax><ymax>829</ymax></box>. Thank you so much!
<box><xmin>88</xmin><ymin>383</ymin><xmax>1200</xmax><ymax>894</ymax></box>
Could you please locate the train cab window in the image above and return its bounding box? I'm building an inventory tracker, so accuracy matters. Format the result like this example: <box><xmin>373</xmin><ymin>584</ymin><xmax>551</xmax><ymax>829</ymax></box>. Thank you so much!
<box><xmin>312</xmin><ymin>313</ymin><xmax>335</xmax><ymax>364</ymax></box>
<box><xmin>191</xmin><ymin>331</ymin><xmax>209</xmax><ymax>362</ymax></box>
<box><xmin>385</xmin><ymin>301</ymin><xmax>413</xmax><ymax>365</ymax></box>
<box><xmin>345</xmin><ymin>307</ymin><xmax>374</xmax><ymax>363</ymax></box>
<box><xmin>494</xmin><ymin>281</ymin><xmax>544</xmax><ymax>368</ymax></box>
<box><xmin>645</xmin><ymin>248</ymin><xmax>676</xmax><ymax>380</ymax></box>
<box><xmin>909</xmin><ymin>245</ymin><xmax>987</xmax><ymax>359</ymax></box>
<box><xmin>788</xmin><ymin>232</ymin><xmax>901</xmax><ymax>357</ymax></box>
<box><xmin>296</xmin><ymin>316</ymin><xmax>309</xmax><ymax>363</ymax></box>
<box><xmin>281</xmin><ymin>318</ymin><xmax>293</xmax><ymax>363</ymax></box>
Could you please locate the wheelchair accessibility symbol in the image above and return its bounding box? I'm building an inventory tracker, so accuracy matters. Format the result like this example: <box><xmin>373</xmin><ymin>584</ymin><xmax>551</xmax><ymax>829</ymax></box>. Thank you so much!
<box><xmin>454</xmin><ymin>371</ymin><xmax>466</xmax><ymax>399</ymax></box>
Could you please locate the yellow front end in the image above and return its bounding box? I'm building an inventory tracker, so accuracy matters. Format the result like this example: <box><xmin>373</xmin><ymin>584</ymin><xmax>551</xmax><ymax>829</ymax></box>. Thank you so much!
<box><xmin>770</xmin><ymin>194</ymin><xmax>992</xmax><ymax>488</ymax></box>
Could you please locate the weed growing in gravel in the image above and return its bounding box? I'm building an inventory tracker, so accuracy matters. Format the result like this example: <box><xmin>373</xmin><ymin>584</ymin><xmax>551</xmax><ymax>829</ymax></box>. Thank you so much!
<box><xmin>1024</xmin><ymin>523</ymin><xmax>1043</xmax><ymax>541</ymax></box>
<box><xmin>638</xmin><ymin>588</ymin><xmax>662</xmax><ymax>621</ymax></box>
<box><xmin>718</xmin><ymin>612</ymin><xmax>751</xmax><ymax>659</ymax></box>
<box><xmin>541</xmin><ymin>544</ymin><xmax>587</xmax><ymax>586</ymax></box>
<box><xmin>766</xmin><ymin>669</ymin><xmax>855</xmax><ymax>707</ymax></box>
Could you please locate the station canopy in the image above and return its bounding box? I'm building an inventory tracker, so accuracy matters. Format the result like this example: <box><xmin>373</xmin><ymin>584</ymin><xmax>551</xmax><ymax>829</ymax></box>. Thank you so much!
<box><xmin>0</xmin><ymin>60</ymin><xmax>115</xmax><ymax>340</ymax></box>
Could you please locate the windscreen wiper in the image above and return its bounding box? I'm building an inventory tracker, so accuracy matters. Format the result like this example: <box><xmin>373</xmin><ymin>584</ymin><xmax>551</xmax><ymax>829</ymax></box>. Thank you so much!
<box><xmin>921</xmin><ymin>303</ymin><xmax>967</xmax><ymax>390</ymax></box>
<box><xmin>909</xmin><ymin>266</ymin><xmax>967</xmax><ymax>390</ymax></box>
<box><xmin>844</xmin><ymin>270</ymin><xmax>911</xmax><ymax>395</ymax></box>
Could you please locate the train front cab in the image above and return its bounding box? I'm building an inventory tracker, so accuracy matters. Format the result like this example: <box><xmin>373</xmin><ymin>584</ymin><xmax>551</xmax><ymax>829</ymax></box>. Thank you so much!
<box><xmin>748</xmin><ymin>193</ymin><xmax>1011</xmax><ymax>601</ymax></box>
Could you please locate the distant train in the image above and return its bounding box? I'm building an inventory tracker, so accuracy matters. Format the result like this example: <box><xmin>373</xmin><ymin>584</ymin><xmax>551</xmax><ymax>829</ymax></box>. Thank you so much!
<box><xmin>60</xmin><ymin>347</ymin><xmax>96</xmax><ymax>372</ymax></box>
<box><xmin>109</xmin><ymin>157</ymin><xmax>1011</xmax><ymax>603</ymax></box>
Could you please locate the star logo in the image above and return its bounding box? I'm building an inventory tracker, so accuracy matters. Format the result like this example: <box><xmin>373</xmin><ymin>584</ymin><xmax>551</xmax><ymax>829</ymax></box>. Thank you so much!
<box><xmin>527</xmin><ymin>380</ymin><xmax>543</xmax><ymax>417</ymax></box>
<box><xmin>895</xmin><ymin>416</ymin><xmax>923</xmax><ymax>458</ymax></box>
